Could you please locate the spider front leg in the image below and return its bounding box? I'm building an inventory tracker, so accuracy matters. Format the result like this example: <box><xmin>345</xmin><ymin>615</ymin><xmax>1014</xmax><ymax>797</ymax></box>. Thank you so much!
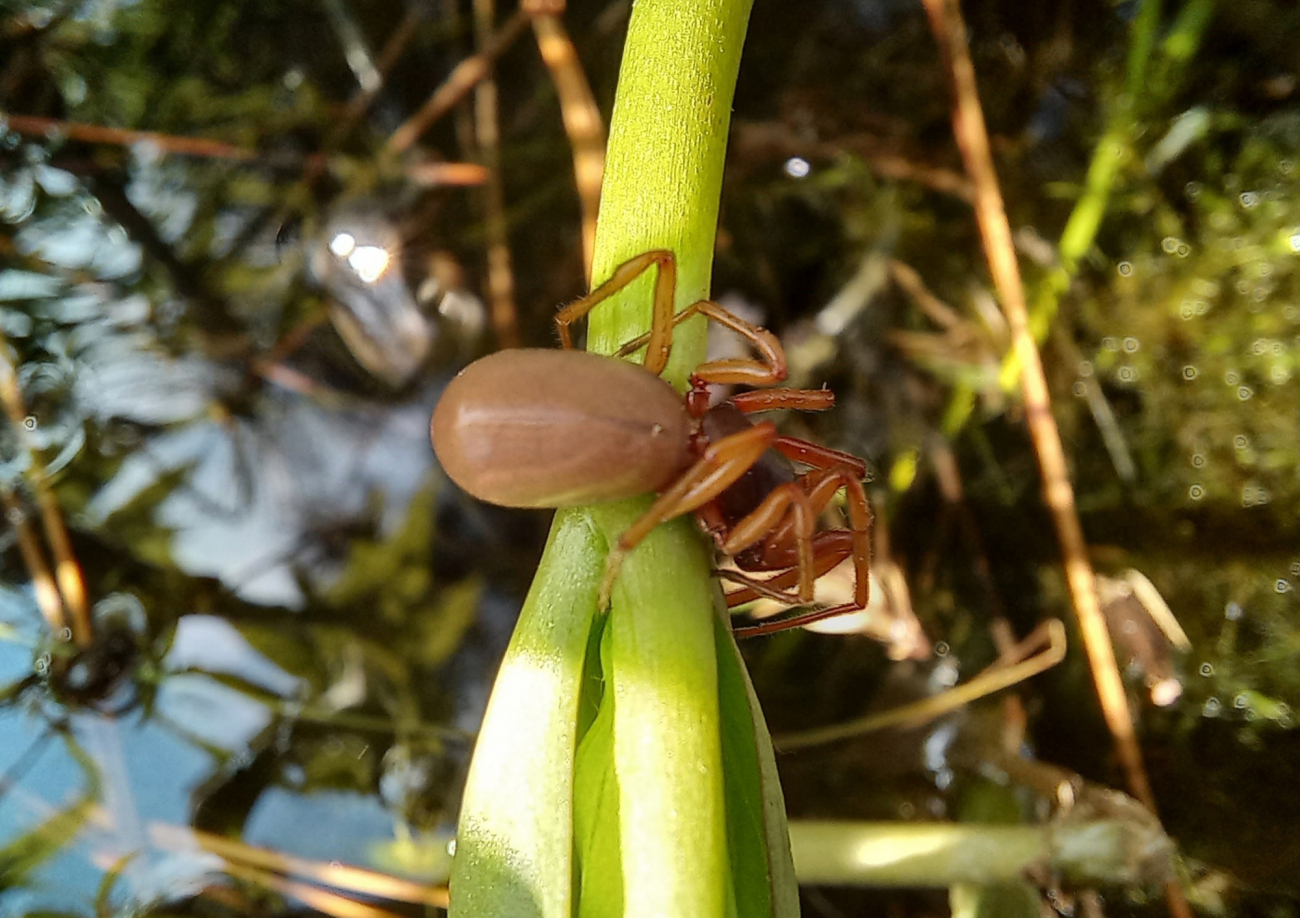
<box><xmin>557</xmin><ymin>251</ymin><xmax>790</xmax><ymax>389</ymax></box>
<box><xmin>613</xmin><ymin>298</ymin><xmax>789</xmax><ymax>388</ymax></box>
<box><xmin>732</xmin><ymin>599</ymin><xmax>870</xmax><ymax>638</ymax></box>
<box><xmin>554</xmin><ymin>250</ymin><xmax>678</xmax><ymax>375</ymax></box>
<box><xmin>716</xmin><ymin>483</ymin><xmax>818</xmax><ymax>603</ymax></box>
<box><xmin>756</xmin><ymin>466</ymin><xmax>870</xmax><ymax>578</ymax></box>
<box><xmin>729</xmin><ymin>387</ymin><xmax>837</xmax><ymax>413</ymax></box>
<box><xmin>773</xmin><ymin>437</ymin><xmax>868</xmax><ymax>480</ymax></box>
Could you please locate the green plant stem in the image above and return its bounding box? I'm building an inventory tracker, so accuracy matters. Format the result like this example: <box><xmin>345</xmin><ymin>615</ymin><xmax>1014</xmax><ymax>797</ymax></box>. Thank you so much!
<box><xmin>787</xmin><ymin>819</ymin><xmax>1174</xmax><ymax>887</ymax></box>
<box><xmin>586</xmin><ymin>0</ymin><xmax>753</xmax><ymax>387</ymax></box>
<box><xmin>589</xmin><ymin>501</ymin><xmax>728</xmax><ymax>918</ymax></box>
<box><xmin>450</xmin><ymin>3</ymin><xmax>761</xmax><ymax>917</ymax></box>
<box><xmin>1124</xmin><ymin>0</ymin><xmax>1165</xmax><ymax>102</ymax></box>
<box><xmin>450</xmin><ymin>512</ymin><xmax>603</xmax><ymax>918</ymax></box>
<box><xmin>581</xmin><ymin>3</ymin><xmax>756</xmax><ymax>915</ymax></box>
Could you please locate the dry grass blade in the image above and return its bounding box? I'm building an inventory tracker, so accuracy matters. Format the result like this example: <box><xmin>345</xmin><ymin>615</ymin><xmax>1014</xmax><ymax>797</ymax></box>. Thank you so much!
<box><xmin>977</xmin><ymin>618</ymin><xmax>1066</xmax><ymax>675</ymax></box>
<box><xmin>918</xmin><ymin>3</ymin><xmax>1192</xmax><ymax>915</ymax></box>
<box><xmin>889</xmin><ymin>259</ymin><xmax>966</xmax><ymax>331</ymax></box>
<box><xmin>473</xmin><ymin>0</ymin><xmax>520</xmax><ymax>349</ymax></box>
<box><xmin>406</xmin><ymin>161</ymin><xmax>491</xmax><ymax>185</ymax></box>
<box><xmin>1</xmin><ymin>114</ymin><xmax>259</xmax><ymax>160</ymax></box>
<box><xmin>0</xmin><ymin>331</ymin><xmax>89</xmax><ymax>645</ymax></box>
<box><xmin>0</xmin><ymin>487</ymin><xmax>66</xmax><ymax>635</ymax></box>
<box><xmin>33</xmin><ymin>488</ymin><xmax>88</xmax><ymax>642</ymax></box>
<box><xmin>917</xmin><ymin>0</ymin><xmax>1152</xmax><ymax>807</ymax></box>
<box><xmin>149</xmin><ymin>823</ymin><xmax>450</xmax><ymax>910</ymax></box>
<box><xmin>529</xmin><ymin>5</ymin><xmax>606</xmax><ymax>278</ymax></box>
<box><xmin>222</xmin><ymin>861</ymin><xmax>428</xmax><ymax>918</ymax></box>
<box><xmin>387</xmin><ymin>9</ymin><xmax>531</xmax><ymax>154</ymax></box>
<box><xmin>1124</xmin><ymin>569</ymin><xmax>1190</xmax><ymax>651</ymax></box>
<box><xmin>776</xmin><ymin>619</ymin><xmax>1067</xmax><ymax>750</ymax></box>
<box><xmin>2</xmin><ymin>113</ymin><xmax>486</xmax><ymax>187</ymax></box>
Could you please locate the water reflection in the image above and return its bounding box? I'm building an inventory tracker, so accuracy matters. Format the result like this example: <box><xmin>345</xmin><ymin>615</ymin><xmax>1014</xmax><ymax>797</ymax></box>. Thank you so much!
<box><xmin>1</xmin><ymin>31</ymin><xmax>499</xmax><ymax>909</ymax></box>
<box><xmin>310</xmin><ymin>208</ymin><xmax>433</xmax><ymax>388</ymax></box>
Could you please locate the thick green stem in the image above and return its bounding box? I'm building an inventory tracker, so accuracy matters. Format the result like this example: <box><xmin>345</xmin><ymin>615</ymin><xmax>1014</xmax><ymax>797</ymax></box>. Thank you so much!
<box><xmin>450</xmin><ymin>512</ymin><xmax>603</xmax><ymax>918</ymax></box>
<box><xmin>586</xmin><ymin>0</ymin><xmax>753</xmax><ymax>386</ymax></box>
<box><xmin>787</xmin><ymin>820</ymin><xmax>1174</xmax><ymax>888</ymax></box>
<box><xmin>582</xmin><ymin>4</ymin><xmax>755</xmax><ymax>916</ymax></box>
<box><xmin>451</xmin><ymin>3</ymin><xmax>763</xmax><ymax>918</ymax></box>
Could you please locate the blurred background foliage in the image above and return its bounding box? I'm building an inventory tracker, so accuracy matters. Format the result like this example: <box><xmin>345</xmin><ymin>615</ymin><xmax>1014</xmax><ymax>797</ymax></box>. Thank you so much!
<box><xmin>0</xmin><ymin>0</ymin><xmax>1298</xmax><ymax>915</ymax></box>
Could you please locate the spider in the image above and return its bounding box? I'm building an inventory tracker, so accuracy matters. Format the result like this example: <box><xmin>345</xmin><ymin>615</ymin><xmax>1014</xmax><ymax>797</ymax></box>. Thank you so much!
<box><xmin>431</xmin><ymin>250</ymin><xmax>872</xmax><ymax>635</ymax></box>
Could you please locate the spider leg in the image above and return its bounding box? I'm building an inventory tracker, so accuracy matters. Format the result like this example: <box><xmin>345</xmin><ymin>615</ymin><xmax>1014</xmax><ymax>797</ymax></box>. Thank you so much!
<box><xmin>599</xmin><ymin>421</ymin><xmax>778</xmax><ymax>609</ymax></box>
<box><xmin>717</xmin><ymin>568</ymin><xmax>807</xmax><ymax>606</ymax></box>
<box><xmin>733</xmin><ymin>602</ymin><xmax>867</xmax><ymax>638</ymax></box>
<box><xmin>719</xmin><ymin>532</ymin><xmax>854</xmax><ymax>607</ymax></box>
<box><xmin>613</xmin><ymin>298</ymin><xmax>788</xmax><ymax>387</ymax></box>
<box><xmin>755</xmin><ymin>466</ymin><xmax>855</xmax><ymax>555</ymax></box>
<box><xmin>767</xmin><ymin>443</ymin><xmax>873</xmax><ymax>615</ymax></box>
<box><xmin>730</xmin><ymin>388</ymin><xmax>835</xmax><ymax>413</ymax></box>
<box><xmin>717</xmin><ymin>483</ymin><xmax>817</xmax><ymax>603</ymax></box>
<box><xmin>729</xmin><ymin>468</ymin><xmax>873</xmax><ymax>637</ymax></box>
<box><xmin>773</xmin><ymin>436</ymin><xmax>868</xmax><ymax>480</ymax></box>
<box><xmin>554</xmin><ymin>250</ymin><xmax>677</xmax><ymax>375</ymax></box>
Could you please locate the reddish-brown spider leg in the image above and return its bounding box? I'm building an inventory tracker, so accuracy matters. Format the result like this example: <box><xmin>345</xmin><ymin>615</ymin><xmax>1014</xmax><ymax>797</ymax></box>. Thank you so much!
<box><xmin>717</xmin><ymin>483</ymin><xmax>817</xmax><ymax>603</ymax></box>
<box><xmin>730</xmin><ymin>387</ymin><xmax>836</xmax><ymax>413</ymax></box>
<box><xmin>718</xmin><ymin>531</ymin><xmax>854</xmax><ymax>606</ymax></box>
<box><xmin>774</xmin><ymin>437</ymin><xmax>868</xmax><ymax>479</ymax></box>
<box><xmin>554</xmin><ymin>250</ymin><xmax>677</xmax><ymax>375</ymax></box>
<box><xmin>698</xmin><ymin>483</ymin><xmax>832</xmax><ymax>607</ymax></box>
<box><xmin>732</xmin><ymin>600</ymin><xmax>868</xmax><ymax>638</ymax></box>
<box><xmin>717</xmin><ymin>569</ymin><xmax>806</xmax><ymax>605</ymax></box>
<box><xmin>754</xmin><ymin>465</ymin><xmax>864</xmax><ymax>565</ymax></box>
<box><xmin>559</xmin><ymin>251</ymin><xmax>791</xmax><ymax>391</ymax></box>
<box><xmin>717</xmin><ymin>455</ymin><xmax>872</xmax><ymax>636</ymax></box>
<box><xmin>731</xmin><ymin>473</ymin><xmax>873</xmax><ymax>637</ymax></box>
<box><xmin>800</xmin><ymin>467</ymin><xmax>872</xmax><ymax>609</ymax></box>
<box><xmin>812</xmin><ymin>464</ymin><xmax>873</xmax><ymax>615</ymax></box>
<box><xmin>721</xmin><ymin>466</ymin><xmax>856</xmax><ymax>604</ymax></box>
<box><xmin>598</xmin><ymin>421</ymin><xmax>779</xmax><ymax>609</ymax></box>
<box><xmin>705</xmin><ymin>462</ymin><xmax>860</xmax><ymax>606</ymax></box>
<box><xmin>614</xmin><ymin>298</ymin><xmax>788</xmax><ymax>388</ymax></box>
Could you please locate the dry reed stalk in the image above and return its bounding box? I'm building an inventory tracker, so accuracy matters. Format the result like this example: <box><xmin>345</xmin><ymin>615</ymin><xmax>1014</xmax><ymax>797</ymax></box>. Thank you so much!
<box><xmin>387</xmin><ymin>9</ymin><xmax>530</xmax><ymax>154</ymax></box>
<box><xmin>917</xmin><ymin>2</ymin><xmax>1191</xmax><ymax>915</ymax></box>
<box><xmin>776</xmin><ymin>619</ymin><xmax>1066</xmax><ymax>750</ymax></box>
<box><xmin>1</xmin><ymin>486</ymin><xmax>66</xmax><ymax>635</ymax></box>
<box><xmin>917</xmin><ymin>0</ymin><xmax>1144</xmax><ymax>800</ymax></box>
<box><xmin>0</xmin><ymin>333</ymin><xmax>90</xmax><ymax>645</ymax></box>
<box><xmin>471</xmin><ymin>0</ymin><xmax>520</xmax><ymax>348</ymax></box>
<box><xmin>1</xmin><ymin>114</ymin><xmax>258</xmax><ymax>160</ymax></box>
<box><xmin>529</xmin><ymin>2</ymin><xmax>606</xmax><ymax>278</ymax></box>
<box><xmin>150</xmin><ymin>822</ymin><xmax>450</xmax><ymax>910</ymax></box>
<box><xmin>222</xmin><ymin>861</ymin><xmax>420</xmax><ymax>918</ymax></box>
<box><xmin>3</xmin><ymin>113</ymin><xmax>486</xmax><ymax>187</ymax></box>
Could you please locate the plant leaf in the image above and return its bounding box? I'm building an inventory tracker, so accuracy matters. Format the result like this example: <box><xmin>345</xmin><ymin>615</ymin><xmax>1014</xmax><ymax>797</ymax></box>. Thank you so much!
<box><xmin>717</xmin><ymin>617</ymin><xmax>800</xmax><ymax>918</ymax></box>
<box><xmin>449</xmin><ymin>509</ymin><xmax>603</xmax><ymax>918</ymax></box>
<box><xmin>573</xmin><ymin>620</ymin><xmax>622</xmax><ymax>918</ymax></box>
